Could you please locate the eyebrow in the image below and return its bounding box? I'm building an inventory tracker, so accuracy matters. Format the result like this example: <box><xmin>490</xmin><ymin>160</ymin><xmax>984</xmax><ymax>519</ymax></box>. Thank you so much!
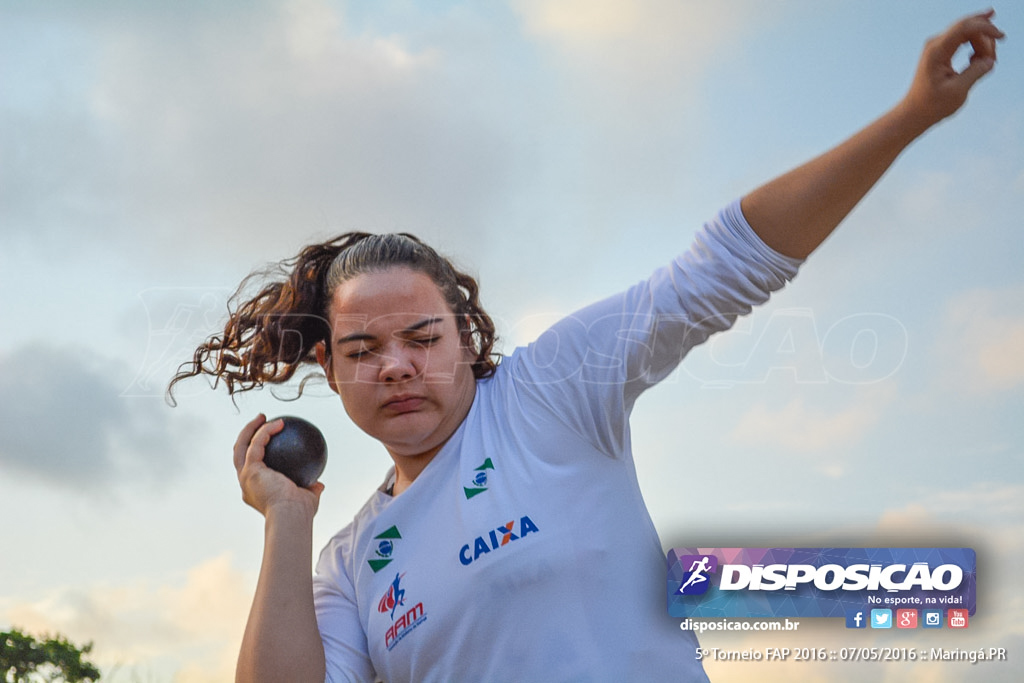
<box><xmin>334</xmin><ymin>317</ymin><xmax>444</xmax><ymax>346</ymax></box>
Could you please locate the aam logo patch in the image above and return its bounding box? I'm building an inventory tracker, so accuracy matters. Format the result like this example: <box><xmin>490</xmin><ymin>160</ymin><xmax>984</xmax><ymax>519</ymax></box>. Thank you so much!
<box><xmin>377</xmin><ymin>572</ymin><xmax>427</xmax><ymax>651</ymax></box>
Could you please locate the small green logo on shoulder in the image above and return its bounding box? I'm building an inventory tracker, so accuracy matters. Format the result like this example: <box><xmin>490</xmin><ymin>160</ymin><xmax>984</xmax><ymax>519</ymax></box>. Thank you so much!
<box><xmin>463</xmin><ymin>458</ymin><xmax>494</xmax><ymax>499</ymax></box>
<box><xmin>369</xmin><ymin>525</ymin><xmax>402</xmax><ymax>572</ymax></box>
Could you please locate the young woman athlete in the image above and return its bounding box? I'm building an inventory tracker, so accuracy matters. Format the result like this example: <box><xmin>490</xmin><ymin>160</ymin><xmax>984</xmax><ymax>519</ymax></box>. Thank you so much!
<box><xmin>170</xmin><ymin>11</ymin><xmax>1003</xmax><ymax>682</ymax></box>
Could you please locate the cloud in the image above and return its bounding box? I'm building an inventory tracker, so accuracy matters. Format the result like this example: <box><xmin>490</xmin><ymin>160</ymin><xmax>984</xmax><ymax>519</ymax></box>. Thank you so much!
<box><xmin>512</xmin><ymin>0</ymin><xmax>764</xmax><ymax>77</ymax></box>
<box><xmin>507</xmin><ymin>0</ymin><xmax>772</xmax><ymax>214</ymax></box>
<box><xmin>0</xmin><ymin>0</ymin><xmax>792</xmax><ymax>296</ymax></box>
<box><xmin>876</xmin><ymin>483</ymin><xmax>1024</xmax><ymax>543</ymax></box>
<box><xmin>0</xmin><ymin>0</ymin><xmax>512</xmax><ymax>266</ymax></box>
<box><xmin>874</xmin><ymin>487</ymin><xmax>1024</xmax><ymax>649</ymax></box>
<box><xmin>2</xmin><ymin>554</ymin><xmax>253</xmax><ymax>683</ymax></box>
<box><xmin>933</xmin><ymin>287</ymin><xmax>1024</xmax><ymax>394</ymax></box>
<box><xmin>513</xmin><ymin>0</ymin><xmax>647</xmax><ymax>44</ymax></box>
<box><xmin>729</xmin><ymin>381</ymin><xmax>896</xmax><ymax>461</ymax></box>
<box><xmin>0</xmin><ymin>342</ymin><xmax>199</xmax><ymax>489</ymax></box>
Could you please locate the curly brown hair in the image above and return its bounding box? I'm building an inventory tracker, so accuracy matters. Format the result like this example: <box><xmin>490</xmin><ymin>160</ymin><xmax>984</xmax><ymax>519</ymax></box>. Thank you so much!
<box><xmin>167</xmin><ymin>232</ymin><xmax>499</xmax><ymax>404</ymax></box>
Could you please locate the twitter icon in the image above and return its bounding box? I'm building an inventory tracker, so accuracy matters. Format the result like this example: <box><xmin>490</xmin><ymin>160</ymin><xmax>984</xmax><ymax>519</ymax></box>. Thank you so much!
<box><xmin>871</xmin><ymin>609</ymin><xmax>892</xmax><ymax>629</ymax></box>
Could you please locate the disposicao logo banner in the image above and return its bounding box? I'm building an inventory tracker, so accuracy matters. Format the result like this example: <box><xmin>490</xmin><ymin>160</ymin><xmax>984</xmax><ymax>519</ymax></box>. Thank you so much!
<box><xmin>667</xmin><ymin>548</ymin><xmax>976</xmax><ymax>619</ymax></box>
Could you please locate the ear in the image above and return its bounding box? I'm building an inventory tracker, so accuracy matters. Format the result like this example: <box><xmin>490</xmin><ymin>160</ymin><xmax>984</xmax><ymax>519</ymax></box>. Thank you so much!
<box><xmin>315</xmin><ymin>341</ymin><xmax>341</xmax><ymax>396</ymax></box>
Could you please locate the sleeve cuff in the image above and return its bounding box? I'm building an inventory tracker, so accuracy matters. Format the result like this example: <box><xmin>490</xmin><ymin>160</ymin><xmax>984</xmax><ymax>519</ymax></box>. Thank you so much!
<box><xmin>722</xmin><ymin>198</ymin><xmax>804</xmax><ymax>279</ymax></box>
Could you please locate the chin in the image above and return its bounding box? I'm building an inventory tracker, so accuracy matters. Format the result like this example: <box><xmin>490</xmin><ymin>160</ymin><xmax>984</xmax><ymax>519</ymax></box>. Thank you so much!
<box><xmin>379</xmin><ymin>425</ymin><xmax>441</xmax><ymax>455</ymax></box>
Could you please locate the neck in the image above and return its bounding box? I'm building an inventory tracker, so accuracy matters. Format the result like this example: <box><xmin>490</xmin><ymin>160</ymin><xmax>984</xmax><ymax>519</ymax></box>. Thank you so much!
<box><xmin>390</xmin><ymin>450</ymin><xmax>439</xmax><ymax>496</ymax></box>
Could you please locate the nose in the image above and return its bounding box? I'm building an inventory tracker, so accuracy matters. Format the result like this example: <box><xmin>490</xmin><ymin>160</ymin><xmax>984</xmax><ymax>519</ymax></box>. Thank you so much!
<box><xmin>378</xmin><ymin>344</ymin><xmax>417</xmax><ymax>383</ymax></box>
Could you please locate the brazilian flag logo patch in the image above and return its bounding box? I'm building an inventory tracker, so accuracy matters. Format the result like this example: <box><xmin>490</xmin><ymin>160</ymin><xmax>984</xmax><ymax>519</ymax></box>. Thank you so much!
<box><xmin>369</xmin><ymin>525</ymin><xmax>402</xmax><ymax>573</ymax></box>
<box><xmin>464</xmin><ymin>458</ymin><xmax>494</xmax><ymax>499</ymax></box>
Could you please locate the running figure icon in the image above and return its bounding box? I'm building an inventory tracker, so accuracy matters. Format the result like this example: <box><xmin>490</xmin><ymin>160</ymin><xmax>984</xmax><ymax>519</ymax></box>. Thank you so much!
<box><xmin>678</xmin><ymin>557</ymin><xmax>713</xmax><ymax>593</ymax></box>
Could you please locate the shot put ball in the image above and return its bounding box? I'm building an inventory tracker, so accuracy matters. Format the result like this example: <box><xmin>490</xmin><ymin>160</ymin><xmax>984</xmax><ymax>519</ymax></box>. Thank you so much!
<box><xmin>264</xmin><ymin>416</ymin><xmax>328</xmax><ymax>488</ymax></box>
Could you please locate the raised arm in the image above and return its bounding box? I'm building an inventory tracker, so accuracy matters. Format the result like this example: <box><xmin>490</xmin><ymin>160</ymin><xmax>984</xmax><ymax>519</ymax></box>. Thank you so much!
<box><xmin>741</xmin><ymin>10</ymin><xmax>1005</xmax><ymax>260</ymax></box>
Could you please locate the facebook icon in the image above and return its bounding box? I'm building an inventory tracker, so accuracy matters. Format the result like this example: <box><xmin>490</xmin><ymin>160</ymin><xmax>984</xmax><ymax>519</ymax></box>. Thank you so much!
<box><xmin>845</xmin><ymin>609</ymin><xmax>867</xmax><ymax>629</ymax></box>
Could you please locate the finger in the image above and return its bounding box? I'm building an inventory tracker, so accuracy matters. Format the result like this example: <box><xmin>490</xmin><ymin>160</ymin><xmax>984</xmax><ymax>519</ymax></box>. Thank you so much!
<box><xmin>233</xmin><ymin>413</ymin><xmax>266</xmax><ymax>472</ymax></box>
<box><xmin>245</xmin><ymin>417</ymin><xmax>285</xmax><ymax>469</ymax></box>
<box><xmin>967</xmin><ymin>30</ymin><xmax>999</xmax><ymax>65</ymax></box>
<box><xmin>957</xmin><ymin>52</ymin><xmax>996</xmax><ymax>89</ymax></box>
<box><xmin>931</xmin><ymin>12</ymin><xmax>1005</xmax><ymax>63</ymax></box>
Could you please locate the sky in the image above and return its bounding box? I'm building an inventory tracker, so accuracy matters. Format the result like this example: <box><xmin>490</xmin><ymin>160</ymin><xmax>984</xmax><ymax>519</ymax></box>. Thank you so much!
<box><xmin>1</xmin><ymin>1</ymin><xmax>1022</xmax><ymax>680</ymax></box>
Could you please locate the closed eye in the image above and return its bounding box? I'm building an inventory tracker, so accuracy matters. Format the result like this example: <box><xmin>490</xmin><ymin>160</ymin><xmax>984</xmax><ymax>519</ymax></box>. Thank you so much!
<box><xmin>345</xmin><ymin>346</ymin><xmax>374</xmax><ymax>360</ymax></box>
<box><xmin>410</xmin><ymin>336</ymin><xmax>440</xmax><ymax>347</ymax></box>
